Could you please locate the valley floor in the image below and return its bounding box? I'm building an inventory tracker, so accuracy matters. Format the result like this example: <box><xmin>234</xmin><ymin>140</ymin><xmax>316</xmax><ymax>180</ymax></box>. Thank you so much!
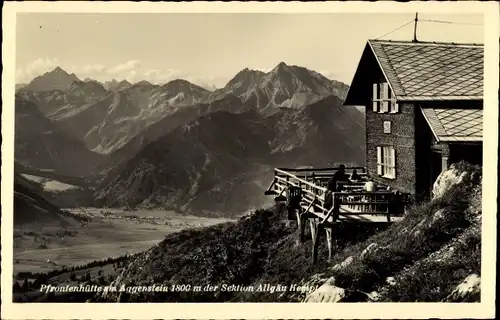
<box><xmin>14</xmin><ymin>208</ymin><xmax>233</xmax><ymax>274</ymax></box>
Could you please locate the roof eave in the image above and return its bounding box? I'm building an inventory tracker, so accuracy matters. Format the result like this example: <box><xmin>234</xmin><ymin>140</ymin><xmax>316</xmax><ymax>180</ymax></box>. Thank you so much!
<box><xmin>439</xmin><ymin>137</ymin><xmax>483</xmax><ymax>142</ymax></box>
<box><xmin>343</xmin><ymin>43</ymin><xmax>372</xmax><ymax>106</ymax></box>
<box><xmin>367</xmin><ymin>40</ymin><xmax>402</xmax><ymax>98</ymax></box>
<box><xmin>397</xmin><ymin>95</ymin><xmax>483</xmax><ymax>102</ymax></box>
<box><xmin>420</xmin><ymin>107</ymin><xmax>441</xmax><ymax>142</ymax></box>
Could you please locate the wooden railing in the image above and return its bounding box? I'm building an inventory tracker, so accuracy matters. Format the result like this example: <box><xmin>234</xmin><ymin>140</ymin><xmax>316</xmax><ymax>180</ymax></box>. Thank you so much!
<box><xmin>264</xmin><ymin>166</ymin><xmax>408</xmax><ymax>264</ymax></box>
<box><xmin>266</xmin><ymin>167</ymin><xmax>405</xmax><ymax>224</ymax></box>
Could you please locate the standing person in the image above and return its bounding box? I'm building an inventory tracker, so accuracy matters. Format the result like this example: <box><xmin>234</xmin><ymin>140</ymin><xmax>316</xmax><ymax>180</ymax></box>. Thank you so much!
<box><xmin>325</xmin><ymin>165</ymin><xmax>347</xmax><ymax>212</ymax></box>
<box><xmin>327</xmin><ymin>164</ymin><xmax>348</xmax><ymax>192</ymax></box>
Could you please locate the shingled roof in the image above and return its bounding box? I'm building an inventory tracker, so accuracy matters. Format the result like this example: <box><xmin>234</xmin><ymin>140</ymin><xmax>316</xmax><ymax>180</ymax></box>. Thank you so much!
<box><xmin>345</xmin><ymin>40</ymin><xmax>484</xmax><ymax>104</ymax></box>
<box><xmin>421</xmin><ymin>107</ymin><xmax>483</xmax><ymax>142</ymax></box>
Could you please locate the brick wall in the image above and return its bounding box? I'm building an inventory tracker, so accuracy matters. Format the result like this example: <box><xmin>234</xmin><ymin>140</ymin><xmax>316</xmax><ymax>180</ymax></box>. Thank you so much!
<box><xmin>366</xmin><ymin>102</ymin><xmax>417</xmax><ymax>195</ymax></box>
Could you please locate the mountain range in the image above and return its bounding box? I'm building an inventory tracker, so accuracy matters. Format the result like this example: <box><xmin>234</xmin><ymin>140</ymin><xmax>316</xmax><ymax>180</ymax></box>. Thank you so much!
<box><xmin>95</xmin><ymin>94</ymin><xmax>364</xmax><ymax>216</ymax></box>
<box><xmin>17</xmin><ymin>63</ymin><xmax>349</xmax><ymax>155</ymax></box>
<box><xmin>15</xmin><ymin>62</ymin><xmax>364</xmax><ymax>217</ymax></box>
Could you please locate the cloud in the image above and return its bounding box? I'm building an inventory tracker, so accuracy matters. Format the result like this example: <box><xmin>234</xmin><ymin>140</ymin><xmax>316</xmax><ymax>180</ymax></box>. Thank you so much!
<box><xmin>255</xmin><ymin>67</ymin><xmax>273</xmax><ymax>73</ymax></box>
<box><xmin>16</xmin><ymin>58</ymin><xmax>61</xmax><ymax>83</ymax></box>
<box><xmin>107</xmin><ymin>60</ymin><xmax>141</xmax><ymax>75</ymax></box>
<box><xmin>319</xmin><ymin>70</ymin><xmax>337</xmax><ymax>80</ymax></box>
<box><xmin>81</xmin><ymin>64</ymin><xmax>106</xmax><ymax>74</ymax></box>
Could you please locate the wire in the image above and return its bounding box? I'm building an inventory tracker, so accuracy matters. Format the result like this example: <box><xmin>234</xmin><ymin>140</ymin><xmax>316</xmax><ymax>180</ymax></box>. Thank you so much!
<box><xmin>375</xmin><ymin>19</ymin><xmax>415</xmax><ymax>40</ymax></box>
<box><xmin>420</xmin><ymin>19</ymin><xmax>482</xmax><ymax>26</ymax></box>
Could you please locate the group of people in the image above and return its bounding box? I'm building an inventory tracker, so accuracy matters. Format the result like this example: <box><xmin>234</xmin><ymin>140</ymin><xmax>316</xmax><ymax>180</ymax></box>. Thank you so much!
<box><xmin>327</xmin><ymin>164</ymin><xmax>375</xmax><ymax>192</ymax></box>
<box><xmin>324</xmin><ymin>164</ymin><xmax>378</xmax><ymax>212</ymax></box>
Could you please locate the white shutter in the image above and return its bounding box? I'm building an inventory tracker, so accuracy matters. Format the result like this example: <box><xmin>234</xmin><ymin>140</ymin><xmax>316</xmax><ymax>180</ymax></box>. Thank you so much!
<box><xmin>376</xmin><ymin>146</ymin><xmax>383</xmax><ymax>175</ymax></box>
<box><xmin>392</xmin><ymin>102</ymin><xmax>399</xmax><ymax>113</ymax></box>
<box><xmin>372</xmin><ymin>83</ymin><xmax>378</xmax><ymax>112</ymax></box>
<box><xmin>390</xmin><ymin>147</ymin><xmax>396</xmax><ymax>179</ymax></box>
<box><xmin>381</xmin><ymin>83</ymin><xmax>389</xmax><ymax>113</ymax></box>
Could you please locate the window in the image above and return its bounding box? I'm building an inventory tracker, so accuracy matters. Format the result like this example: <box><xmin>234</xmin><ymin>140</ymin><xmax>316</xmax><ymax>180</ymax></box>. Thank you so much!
<box><xmin>377</xmin><ymin>146</ymin><xmax>396</xmax><ymax>179</ymax></box>
<box><xmin>372</xmin><ymin>82</ymin><xmax>399</xmax><ymax>113</ymax></box>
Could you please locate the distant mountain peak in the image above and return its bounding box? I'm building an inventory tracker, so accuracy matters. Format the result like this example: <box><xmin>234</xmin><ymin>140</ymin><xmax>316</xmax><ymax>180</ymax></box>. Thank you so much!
<box><xmin>52</xmin><ymin>66</ymin><xmax>66</xmax><ymax>73</ymax></box>
<box><xmin>23</xmin><ymin>66</ymin><xmax>80</xmax><ymax>92</ymax></box>
<box><xmin>276</xmin><ymin>61</ymin><xmax>288</xmax><ymax>68</ymax></box>
<box><xmin>165</xmin><ymin>78</ymin><xmax>191</xmax><ymax>85</ymax></box>
<box><xmin>224</xmin><ymin>68</ymin><xmax>265</xmax><ymax>89</ymax></box>
<box><xmin>161</xmin><ymin>79</ymin><xmax>210</xmax><ymax>94</ymax></box>
<box><xmin>134</xmin><ymin>80</ymin><xmax>153</xmax><ymax>87</ymax></box>
<box><xmin>272</xmin><ymin>61</ymin><xmax>290</xmax><ymax>72</ymax></box>
<box><xmin>48</xmin><ymin>66</ymin><xmax>74</xmax><ymax>77</ymax></box>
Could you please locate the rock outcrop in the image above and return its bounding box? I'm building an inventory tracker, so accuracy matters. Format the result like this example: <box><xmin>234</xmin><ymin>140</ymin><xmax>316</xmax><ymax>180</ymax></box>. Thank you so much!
<box><xmin>432</xmin><ymin>162</ymin><xmax>481</xmax><ymax>200</ymax></box>
<box><xmin>444</xmin><ymin>274</ymin><xmax>481</xmax><ymax>302</ymax></box>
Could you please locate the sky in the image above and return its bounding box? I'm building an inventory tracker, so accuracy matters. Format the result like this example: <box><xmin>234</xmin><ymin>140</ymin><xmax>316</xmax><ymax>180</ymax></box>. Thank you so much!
<box><xmin>16</xmin><ymin>13</ymin><xmax>483</xmax><ymax>89</ymax></box>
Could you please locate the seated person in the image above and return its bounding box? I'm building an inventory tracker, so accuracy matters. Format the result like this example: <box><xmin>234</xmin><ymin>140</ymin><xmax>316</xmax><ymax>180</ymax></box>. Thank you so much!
<box><xmin>364</xmin><ymin>179</ymin><xmax>376</xmax><ymax>192</ymax></box>
<box><xmin>349</xmin><ymin>169</ymin><xmax>362</xmax><ymax>182</ymax></box>
<box><xmin>363</xmin><ymin>179</ymin><xmax>376</xmax><ymax>212</ymax></box>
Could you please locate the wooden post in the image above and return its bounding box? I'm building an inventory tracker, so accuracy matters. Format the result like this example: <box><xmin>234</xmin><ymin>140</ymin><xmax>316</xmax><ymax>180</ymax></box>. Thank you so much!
<box><xmin>441</xmin><ymin>143</ymin><xmax>450</xmax><ymax>172</ymax></box>
<box><xmin>310</xmin><ymin>218</ymin><xmax>321</xmax><ymax>265</ymax></box>
<box><xmin>309</xmin><ymin>218</ymin><xmax>317</xmax><ymax>241</ymax></box>
<box><xmin>387</xmin><ymin>193</ymin><xmax>393</xmax><ymax>224</ymax></box>
<box><xmin>441</xmin><ymin>156</ymin><xmax>449</xmax><ymax>172</ymax></box>
<box><xmin>332</xmin><ymin>193</ymin><xmax>341</xmax><ymax>222</ymax></box>
<box><xmin>296</xmin><ymin>210</ymin><xmax>306</xmax><ymax>243</ymax></box>
<box><xmin>325</xmin><ymin>226</ymin><xmax>335</xmax><ymax>262</ymax></box>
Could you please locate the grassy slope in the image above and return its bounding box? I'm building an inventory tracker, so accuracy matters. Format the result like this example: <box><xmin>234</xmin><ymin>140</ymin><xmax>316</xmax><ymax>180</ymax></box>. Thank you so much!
<box><xmin>95</xmin><ymin>211</ymin><xmax>390</xmax><ymax>302</ymax></box>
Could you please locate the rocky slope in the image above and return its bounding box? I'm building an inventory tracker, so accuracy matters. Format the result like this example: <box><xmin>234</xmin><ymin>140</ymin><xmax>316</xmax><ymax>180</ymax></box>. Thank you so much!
<box><xmin>14</xmin><ymin>95</ymin><xmax>105</xmax><ymax>177</ymax></box>
<box><xmin>16</xmin><ymin>83</ymin><xmax>28</xmax><ymax>92</ymax></box>
<box><xmin>95</xmin><ymin>95</ymin><xmax>365</xmax><ymax>216</ymax></box>
<box><xmin>107</xmin><ymin>94</ymin><xmax>255</xmax><ymax>165</ymax></box>
<box><xmin>13</xmin><ymin>173</ymin><xmax>84</xmax><ymax>228</ymax></box>
<box><xmin>94</xmin><ymin>110</ymin><xmax>276</xmax><ymax>216</ymax></box>
<box><xmin>265</xmin><ymin>95</ymin><xmax>365</xmax><ymax>167</ymax></box>
<box><xmin>93</xmin><ymin>162</ymin><xmax>481</xmax><ymax>303</ymax></box>
<box><xmin>103</xmin><ymin>79</ymin><xmax>132</xmax><ymax>91</ymax></box>
<box><xmin>209</xmin><ymin>62</ymin><xmax>349</xmax><ymax>115</ymax></box>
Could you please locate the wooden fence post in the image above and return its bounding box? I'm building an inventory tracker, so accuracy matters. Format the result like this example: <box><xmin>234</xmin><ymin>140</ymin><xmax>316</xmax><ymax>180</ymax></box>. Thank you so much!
<box><xmin>296</xmin><ymin>210</ymin><xmax>306</xmax><ymax>243</ymax></box>
<box><xmin>386</xmin><ymin>193</ymin><xmax>393</xmax><ymax>224</ymax></box>
<box><xmin>310</xmin><ymin>218</ymin><xmax>321</xmax><ymax>265</ymax></box>
<box><xmin>325</xmin><ymin>225</ymin><xmax>335</xmax><ymax>262</ymax></box>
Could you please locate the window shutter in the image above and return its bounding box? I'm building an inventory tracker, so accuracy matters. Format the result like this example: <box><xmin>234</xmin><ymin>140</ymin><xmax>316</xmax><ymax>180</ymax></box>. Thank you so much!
<box><xmin>377</xmin><ymin>146</ymin><xmax>383</xmax><ymax>175</ymax></box>
<box><xmin>392</xmin><ymin>102</ymin><xmax>399</xmax><ymax>113</ymax></box>
<box><xmin>390</xmin><ymin>147</ymin><xmax>396</xmax><ymax>179</ymax></box>
<box><xmin>382</xmin><ymin>83</ymin><xmax>389</xmax><ymax>112</ymax></box>
<box><xmin>372</xmin><ymin>83</ymin><xmax>378</xmax><ymax>112</ymax></box>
